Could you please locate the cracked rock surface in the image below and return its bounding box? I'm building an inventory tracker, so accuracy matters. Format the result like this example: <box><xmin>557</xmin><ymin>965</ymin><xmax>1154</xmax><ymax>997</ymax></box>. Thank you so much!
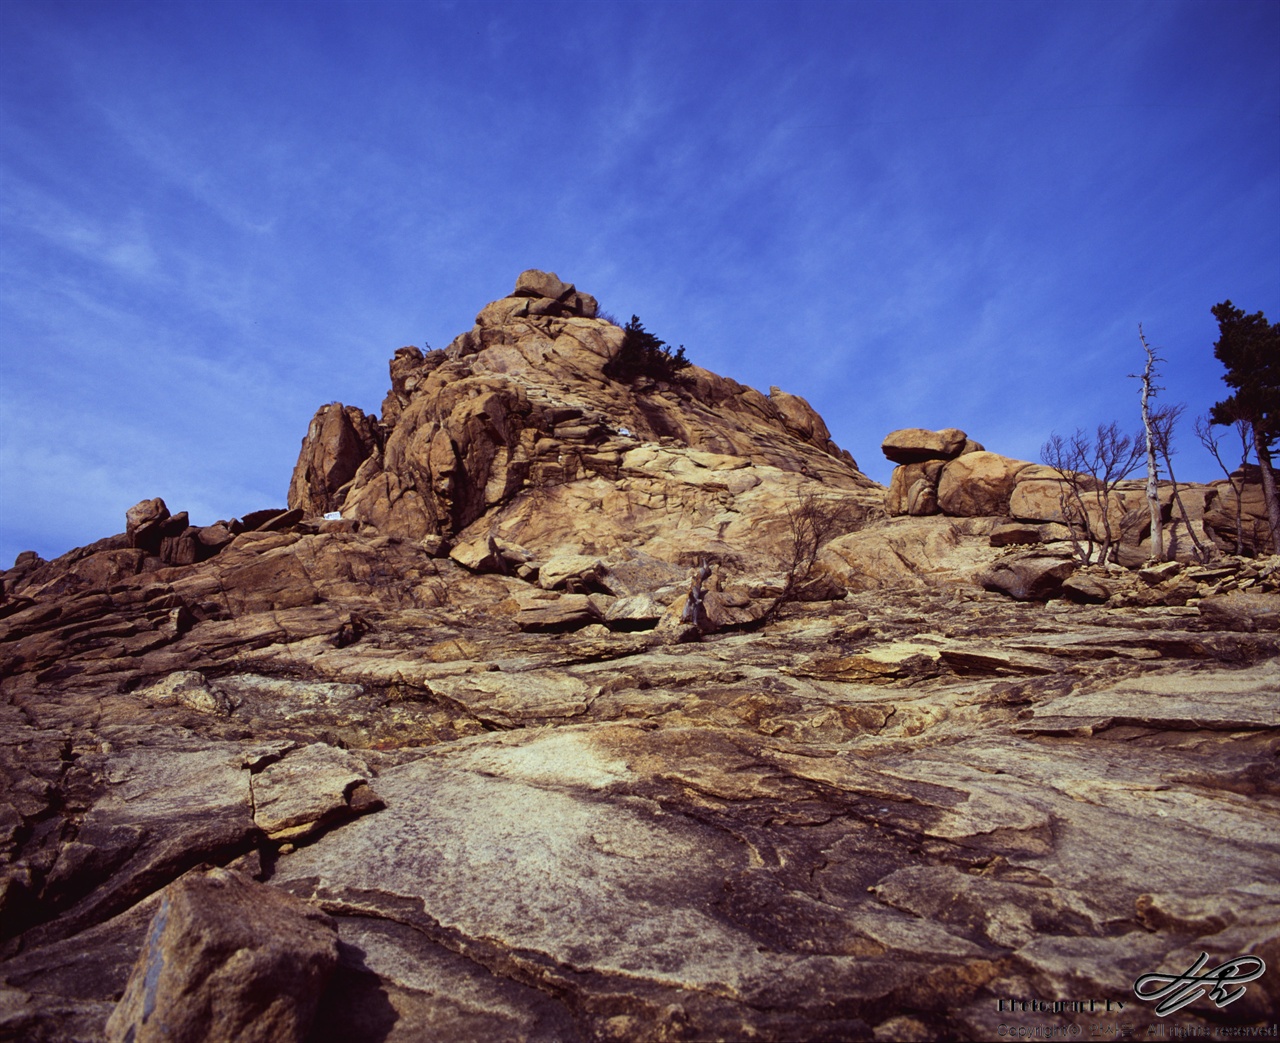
<box><xmin>4</xmin><ymin>566</ymin><xmax>1276</xmax><ymax>1041</ymax></box>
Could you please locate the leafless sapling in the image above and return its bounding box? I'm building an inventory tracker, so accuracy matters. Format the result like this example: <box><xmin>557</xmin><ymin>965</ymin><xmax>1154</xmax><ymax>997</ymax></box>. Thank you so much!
<box><xmin>1150</xmin><ymin>404</ymin><xmax>1211</xmax><ymax>563</ymax></box>
<box><xmin>1196</xmin><ymin>414</ymin><xmax>1253</xmax><ymax>556</ymax></box>
<box><xmin>762</xmin><ymin>493</ymin><xmax>864</xmax><ymax>624</ymax></box>
<box><xmin>1041</xmin><ymin>424</ymin><xmax>1145</xmax><ymax>565</ymax></box>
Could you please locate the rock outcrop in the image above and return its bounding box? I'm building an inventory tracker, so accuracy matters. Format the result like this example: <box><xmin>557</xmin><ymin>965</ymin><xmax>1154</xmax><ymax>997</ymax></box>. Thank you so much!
<box><xmin>881</xmin><ymin>426</ymin><xmax>1273</xmax><ymax>561</ymax></box>
<box><xmin>286</xmin><ymin>271</ymin><xmax>875</xmax><ymax>577</ymax></box>
<box><xmin>287</xmin><ymin>404</ymin><xmax>381</xmax><ymax>518</ymax></box>
<box><xmin>2</xmin><ymin>275</ymin><xmax>1278</xmax><ymax>1042</ymax></box>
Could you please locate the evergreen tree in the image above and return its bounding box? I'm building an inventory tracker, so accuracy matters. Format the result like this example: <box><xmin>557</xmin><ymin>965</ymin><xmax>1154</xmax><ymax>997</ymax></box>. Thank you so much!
<box><xmin>604</xmin><ymin>315</ymin><xmax>690</xmax><ymax>384</ymax></box>
<box><xmin>1209</xmin><ymin>301</ymin><xmax>1280</xmax><ymax>550</ymax></box>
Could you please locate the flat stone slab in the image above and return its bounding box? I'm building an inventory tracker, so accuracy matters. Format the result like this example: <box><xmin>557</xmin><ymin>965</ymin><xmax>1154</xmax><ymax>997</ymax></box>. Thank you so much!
<box><xmin>251</xmin><ymin>743</ymin><xmax>377</xmax><ymax>841</ymax></box>
<box><xmin>1017</xmin><ymin>658</ymin><xmax>1280</xmax><ymax>734</ymax></box>
<box><xmin>272</xmin><ymin>726</ymin><xmax>972</xmax><ymax>1033</ymax></box>
<box><xmin>425</xmin><ymin>670</ymin><xmax>595</xmax><ymax>727</ymax></box>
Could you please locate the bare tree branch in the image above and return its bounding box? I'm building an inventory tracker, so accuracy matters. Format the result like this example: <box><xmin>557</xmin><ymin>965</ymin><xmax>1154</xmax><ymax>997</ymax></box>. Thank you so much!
<box><xmin>762</xmin><ymin>494</ymin><xmax>866</xmax><ymax>623</ymax></box>
<box><xmin>1196</xmin><ymin>414</ymin><xmax>1253</xmax><ymax>556</ymax></box>
<box><xmin>1041</xmin><ymin>424</ymin><xmax>1144</xmax><ymax>565</ymax></box>
<box><xmin>1134</xmin><ymin>326</ymin><xmax>1165</xmax><ymax>561</ymax></box>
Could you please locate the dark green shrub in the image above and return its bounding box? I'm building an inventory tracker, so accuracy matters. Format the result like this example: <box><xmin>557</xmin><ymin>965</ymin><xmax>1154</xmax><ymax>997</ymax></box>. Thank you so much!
<box><xmin>604</xmin><ymin>315</ymin><xmax>691</xmax><ymax>384</ymax></box>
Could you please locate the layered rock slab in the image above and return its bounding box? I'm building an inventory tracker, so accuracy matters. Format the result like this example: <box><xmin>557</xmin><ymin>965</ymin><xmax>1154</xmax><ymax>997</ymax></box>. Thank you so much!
<box><xmin>273</xmin><ymin>725</ymin><xmax>979</xmax><ymax>1040</ymax></box>
<box><xmin>5</xmin><ymin>572</ymin><xmax>1280</xmax><ymax>1040</ymax></box>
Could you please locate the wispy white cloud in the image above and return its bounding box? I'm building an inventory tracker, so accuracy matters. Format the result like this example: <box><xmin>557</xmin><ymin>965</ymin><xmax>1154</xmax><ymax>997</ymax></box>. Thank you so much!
<box><xmin>1</xmin><ymin>0</ymin><xmax>1276</xmax><ymax>561</ymax></box>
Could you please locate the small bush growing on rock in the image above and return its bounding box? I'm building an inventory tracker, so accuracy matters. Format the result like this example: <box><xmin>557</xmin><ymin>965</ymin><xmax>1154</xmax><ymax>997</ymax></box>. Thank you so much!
<box><xmin>604</xmin><ymin>315</ymin><xmax>690</xmax><ymax>384</ymax></box>
<box><xmin>763</xmin><ymin>494</ymin><xmax>866</xmax><ymax>623</ymax></box>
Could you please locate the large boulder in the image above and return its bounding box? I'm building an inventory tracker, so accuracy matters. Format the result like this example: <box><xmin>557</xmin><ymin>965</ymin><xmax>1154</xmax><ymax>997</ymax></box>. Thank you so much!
<box><xmin>880</xmin><ymin>427</ymin><xmax>969</xmax><ymax>465</ymax></box>
<box><xmin>1204</xmin><ymin>468</ymin><xmax>1274</xmax><ymax>555</ymax></box>
<box><xmin>105</xmin><ymin>868</ymin><xmax>338</xmax><ymax>1043</ymax></box>
<box><xmin>884</xmin><ymin>460</ymin><xmax>944</xmax><ymax>516</ymax></box>
<box><xmin>125</xmin><ymin>497</ymin><xmax>171</xmax><ymax>554</ymax></box>
<box><xmin>287</xmin><ymin>404</ymin><xmax>381</xmax><ymax>517</ymax></box>
<box><xmin>1009</xmin><ymin>476</ymin><xmax>1071</xmax><ymax>524</ymax></box>
<box><xmin>980</xmin><ymin>554</ymin><xmax>1075</xmax><ymax>601</ymax></box>
<box><xmin>513</xmin><ymin>268</ymin><xmax>574</xmax><ymax>301</ymax></box>
<box><xmin>936</xmin><ymin>452</ymin><xmax>1026</xmax><ymax>517</ymax></box>
<box><xmin>769</xmin><ymin>386</ymin><xmax>832</xmax><ymax>445</ymax></box>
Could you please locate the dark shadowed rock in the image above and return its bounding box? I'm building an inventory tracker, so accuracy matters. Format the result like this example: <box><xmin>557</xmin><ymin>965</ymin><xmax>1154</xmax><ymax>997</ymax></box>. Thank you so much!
<box><xmin>988</xmin><ymin>521</ymin><xmax>1043</xmax><ymax>547</ymax></box>
<box><xmin>105</xmin><ymin>867</ymin><xmax>338</xmax><ymax>1043</ymax></box>
<box><xmin>1061</xmin><ymin>572</ymin><xmax>1118</xmax><ymax>603</ymax></box>
<box><xmin>239</xmin><ymin>507</ymin><xmax>292</xmax><ymax>531</ymax></box>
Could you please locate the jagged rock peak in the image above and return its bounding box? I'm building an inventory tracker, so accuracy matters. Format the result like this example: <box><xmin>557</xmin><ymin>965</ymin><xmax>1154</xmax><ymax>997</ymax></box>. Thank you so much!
<box><xmin>473</xmin><ymin>269</ymin><xmax>599</xmax><ymax>327</ymax></box>
<box><xmin>286</xmin><ymin>270</ymin><xmax>876</xmax><ymax>567</ymax></box>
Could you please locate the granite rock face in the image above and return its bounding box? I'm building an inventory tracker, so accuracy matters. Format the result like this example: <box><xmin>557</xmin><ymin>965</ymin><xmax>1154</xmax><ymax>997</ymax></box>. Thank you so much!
<box><xmin>2</xmin><ymin>274</ymin><xmax>1278</xmax><ymax>1042</ymax></box>
<box><xmin>287</xmin><ymin>404</ymin><xmax>382</xmax><ymax>518</ymax></box>
<box><xmin>285</xmin><ymin>270</ymin><xmax>878</xmax><ymax>575</ymax></box>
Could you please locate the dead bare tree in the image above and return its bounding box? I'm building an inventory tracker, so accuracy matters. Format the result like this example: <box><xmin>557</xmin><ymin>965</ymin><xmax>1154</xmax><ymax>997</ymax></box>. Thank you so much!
<box><xmin>1196</xmin><ymin>414</ymin><xmax>1253</xmax><ymax>556</ymax></box>
<box><xmin>1041</xmin><ymin>424</ymin><xmax>1145</xmax><ymax>565</ymax></box>
<box><xmin>762</xmin><ymin>494</ymin><xmax>864</xmax><ymax>624</ymax></box>
<box><xmin>1150</xmin><ymin>404</ymin><xmax>1211</xmax><ymax>563</ymax></box>
<box><xmin>1133</xmin><ymin>326</ymin><xmax>1165</xmax><ymax>561</ymax></box>
<box><xmin>1041</xmin><ymin>433</ymin><xmax>1096</xmax><ymax>565</ymax></box>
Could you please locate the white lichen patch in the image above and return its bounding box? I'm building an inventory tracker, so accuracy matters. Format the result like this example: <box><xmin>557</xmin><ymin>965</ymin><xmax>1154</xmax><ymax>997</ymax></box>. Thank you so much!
<box><xmin>453</xmin><ymin>728</ymin><xmax>632</xmax><ymax>791</ymax></box>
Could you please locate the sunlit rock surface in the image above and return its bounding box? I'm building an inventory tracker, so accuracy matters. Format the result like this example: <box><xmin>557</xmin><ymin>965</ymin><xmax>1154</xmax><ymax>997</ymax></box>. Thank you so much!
<box><xmin>2</xmin><ymin>274</ymin><xmax>1277</xmax><ymax>1041</ymax></box>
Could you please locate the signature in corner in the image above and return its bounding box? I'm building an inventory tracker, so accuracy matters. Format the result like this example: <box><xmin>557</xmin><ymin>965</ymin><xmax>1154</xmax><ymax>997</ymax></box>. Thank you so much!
<box><xmin>1133</xmin><ymin>951</ymin><xmax>1267</xmax><ymax>1016</ymax></box>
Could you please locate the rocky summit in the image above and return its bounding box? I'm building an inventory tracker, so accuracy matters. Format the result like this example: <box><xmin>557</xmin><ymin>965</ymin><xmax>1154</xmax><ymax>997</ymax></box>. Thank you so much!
<box><xmin>1</xmin><ymin>272</ymin><xmax>1277</xmax><ymax>1043</ymax></box>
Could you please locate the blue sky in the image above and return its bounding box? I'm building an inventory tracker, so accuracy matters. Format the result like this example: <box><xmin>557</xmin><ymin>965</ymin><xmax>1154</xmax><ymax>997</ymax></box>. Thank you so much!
<box><xmin>2</xmin><ymin>0</ymin><xmax>1277</xmax><ymax>567</ymax></box>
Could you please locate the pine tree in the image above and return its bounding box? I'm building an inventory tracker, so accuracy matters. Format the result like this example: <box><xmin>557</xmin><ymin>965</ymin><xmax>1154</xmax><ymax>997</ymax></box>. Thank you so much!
<box><xmin>604</xmin><ymin>316</ymin><xmax>690</xmax><ymax>384</ymax></box>
<box><xmin>1209</xmin><ymin>301</ymin><xmax>1280</xmax><ymax>551</ymax></box>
